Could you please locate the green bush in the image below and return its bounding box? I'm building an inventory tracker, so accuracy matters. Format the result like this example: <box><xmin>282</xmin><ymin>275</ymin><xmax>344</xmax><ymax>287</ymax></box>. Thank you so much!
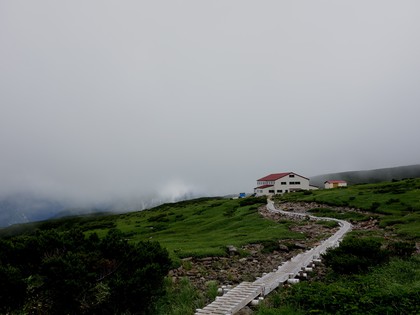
<box><xmin>239</xmin><ymin>196</ymin><xmax>267</xmax><ymax>207</ymax></box>
<box><xmin>387</xmin><ymin>241</ymin><xmax>416</xmax><ymax>258</ymax></box>
<box><xmin>0</xmin><ymin>264</ymin><xmax>26</xmax><ymax>312</ymax></box>
<box><xmin>258</xmin><ymin>256</ymin><xmax>420</xmax><ymax>315</ymax></box>
<box><xmin>369</xmin><ymin>202</ymin><xmax>381</xmax><ymax>211</ymax></box>
<box><xmin>0</xmin><ymin>228</ymin><xmax>172</xmax><ymax>315</ymax></box>
<box><xmin>322</xmin><ymin>237</ymin><xmax>389</xmax><ymax>274</ymax></box>
<box><xmin>258</xmin><ymin>239</ymin><xmax>280</xmax><ymax>253</ymax></box>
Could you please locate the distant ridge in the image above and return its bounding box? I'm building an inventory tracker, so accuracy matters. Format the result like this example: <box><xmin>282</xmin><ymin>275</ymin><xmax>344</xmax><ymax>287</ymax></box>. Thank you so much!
<box><xmin>0</xmin><ymin>191</ymin><xmax>204</xmax><ymax>228</ymax></box>
<box><xmin>310</xmin><ymin>164</ymin><xmax>420</xmax><ymax>187</ymax></box>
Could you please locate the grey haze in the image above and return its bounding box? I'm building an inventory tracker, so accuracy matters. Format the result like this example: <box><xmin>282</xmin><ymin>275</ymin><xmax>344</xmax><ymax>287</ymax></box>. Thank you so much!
<box><xmin>1</xmin><ymin>1</ymin><xmax>419</xmax><ymax>208</ymax></box>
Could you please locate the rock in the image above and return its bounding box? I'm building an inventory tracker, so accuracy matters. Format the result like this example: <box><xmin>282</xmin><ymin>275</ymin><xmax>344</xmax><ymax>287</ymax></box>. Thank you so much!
<box><xmin>294</xmin><ymin>242</ymin><xmax>307</xmax><ymax>249</ymax></box>
<box><xmin>278</xmin><ymin>244</ymin><xmax>289</xmax><ymax>252</ymax></box>
<box><xmin>227</xmin><ymin>245</ymin><xmax>239</xmax><ymax>256</ymax></box>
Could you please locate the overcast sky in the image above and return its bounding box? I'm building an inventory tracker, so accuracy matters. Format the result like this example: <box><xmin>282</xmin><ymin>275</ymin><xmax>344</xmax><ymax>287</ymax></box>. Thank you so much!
<box><xmin>1</xmin><ymin>1</ymin><xmax>419</xmax><ymax>204</ymax></box>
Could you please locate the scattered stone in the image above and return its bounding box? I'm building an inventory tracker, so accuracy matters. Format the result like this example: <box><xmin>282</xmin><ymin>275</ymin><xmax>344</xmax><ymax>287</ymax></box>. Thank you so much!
<box><xmin>182</xmin><ymin>257</ymin><xmax>193</xmax><ymax>261</ymax></box>
<box><xmin>278</xmin><ymin>244</ymin><xmax>289</xmax><ymax>252</ymax></box>
<box><xmin>227</xmin><ymin>245</ymin><xmax>239</xmax><ymax>256</ymax></box>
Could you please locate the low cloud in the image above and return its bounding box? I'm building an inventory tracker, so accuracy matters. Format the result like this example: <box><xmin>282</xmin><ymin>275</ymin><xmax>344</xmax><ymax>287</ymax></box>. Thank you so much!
<box><xmin>1</xmin><ymin>1</ymin><xmax>420</xmax><ymax>224</ymax></box>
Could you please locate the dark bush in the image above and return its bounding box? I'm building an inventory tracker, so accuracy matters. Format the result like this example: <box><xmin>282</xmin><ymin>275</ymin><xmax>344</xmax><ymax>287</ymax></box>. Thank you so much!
<box><xmin>370</xmin><ymin>202</ymin><xmax>381</xmax><ymax>211</ymax></box>
<box><xmin>385</xmin><ymin>198</ymin><xmax>400</xmax><ymax>205</ymax></box>
<box><xmin>239</xmin><ymin>196</ymin><xmax>267</xmax><ymax>207</ymax></box>
<box><xmin>0</xmin><ymin>265</ymin><xmax>26</xmax><ymax>313</ymax></box>
<box><xmin>147</xmin><ymin>213</ymin><xmax>169</xmax><ymax>222</ymax></box>
<box><xmin>323</xmin><ymin>237</ymin><xmax>389</xmax><ymax>274</ymax></box>
<box><xmin>223</xmin><ymin>207</ymin><xmax>238</xmax><ymax>217</ymax></box>
<box><xmin>258</xmin><ymin>240</ymin><xmax>279</xmax><ymax>253</ymax></box>
<box><xmin>387</xmin><ymin>241</ymin><xmax>416</xmax><ymax>258</ymax></box>
<box><xmin>0</xmin><ymin>228</ymin><xmax>172</xmax><ymax>315</ymax></box>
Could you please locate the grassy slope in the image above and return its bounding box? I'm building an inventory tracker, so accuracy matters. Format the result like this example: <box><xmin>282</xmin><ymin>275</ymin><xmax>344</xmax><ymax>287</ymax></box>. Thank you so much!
<box><xmin>309</xmin><ymin>164</ymin><xmax>420</xmax><ymax>187</ymax></box>
<box><xmin>259</xmin><ymin>178</ymin><xmax>420</xmax><ymax>315</ymax></box>
<box><xmin>1</xmin><ymin>179</ymin><xmax>419</xmax><ymax>314</ymax></box>
<box><xmin>274</xmin><ymin>178</ymin><xmax>420</xmax><ymax>239</ymax></box>
<box><xmin>257</xmin><ymin>256</ymin><xmax>420</xmax><ymax>315</ymax></box>
<box><xmin>0</xmin><ymin>197</ymin><xmax>304</xmax><ymax>261</ymax></box>
<box><xmin>2</xmin><ymin>179</ymin><xmax>418</xmax><ymax>257</ymax></box>
<box><xmin>98</xmin><ymin>197</ymin><xmax>304</xmax><ymax>259</ymax></box>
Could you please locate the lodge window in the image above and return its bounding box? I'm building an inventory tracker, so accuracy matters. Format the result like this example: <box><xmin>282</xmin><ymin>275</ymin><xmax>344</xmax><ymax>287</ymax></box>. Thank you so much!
<box><xmin>289</xmin><ymin>174</ymin><xmax>295</xmax><ymax>178</ymax></box>
<box><xmin>269</xmin><ymin>190</ymin><xmax>275</xmax><ymax>193</ymax></box>
<box><xmin>277</xmin><ymin>190</ymin><xmax>282</xmax><ymax>193</ymax></box>
<box><xmin>281</xmin><ymin>182</ymin><xmax>286</xmax><ymax>185</ymax></box>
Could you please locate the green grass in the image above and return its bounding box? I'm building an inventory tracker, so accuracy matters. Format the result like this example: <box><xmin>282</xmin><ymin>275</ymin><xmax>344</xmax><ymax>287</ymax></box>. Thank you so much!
<box><xmin>259</xmin><ymin>179</ymin><xmax>420</xmax><ymax>314</ymax></box>
<box><xmin>154</xmin><ymin>277</ymin><xmax>205</xmax><ymax>315</ymax></box>
<box><xmin>1</xmin><ymin>197</ymin><xmax>303</xmax><ymax>261</ymax></box>
<box><xmin>108</xmin><ymin>197</ymin><xmax>303</xmax><ymax>259</ymax></box>
<box><xmin>257</xmin><ymin>256</ymin><xmax>420</xmax><ymax>314</ymax></box>
<box><xmin>274</xmin><ymin>178</ymin><xmax>420</xmax><ymax>239</ymax></box>
<box><xmin>1</xmin><ymin>179</ymin><xmax>420</xmax><ymax>314</ymax></box>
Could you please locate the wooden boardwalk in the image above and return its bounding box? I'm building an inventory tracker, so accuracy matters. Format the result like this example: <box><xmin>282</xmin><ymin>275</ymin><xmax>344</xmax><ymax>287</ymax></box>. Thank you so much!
<box><xmin>194</xmin><ymin>200</ymin><xmax>352</xmax><ymax>315</ymax></box>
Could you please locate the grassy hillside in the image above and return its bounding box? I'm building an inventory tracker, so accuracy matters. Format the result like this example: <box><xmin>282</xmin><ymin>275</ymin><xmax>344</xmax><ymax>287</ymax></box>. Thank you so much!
<box><xmin>275</xmin><ymin>178</ymin><xmax>420</xmax><ymax>239</ymax></box>
<box><xmin>310</xmin><ymin>164</ymin><xmax>420</xmax><ymax>187</ymax></box>
<box><xmin>260</xmin><ymin>178</ymin><xmax>420</xmax><ymax>315</ymax></box>
<box><xmin>2</xmin><ymin>179</ymin><xmax>418</xmax><ymax>259</ymax></box>
<box><xmin>106</xmin><ymin>197</ymin><xmax>306</xmax><ymax>259</ymax></box>
<box><xmin>0</xmin><ymin>197</ymin><xmax>304</xmax><ymax>261</ymax></box>
<box><xmin>1</xmin><ymin>179</ymin><xmax>419</xmax><ymax>314</ymax></box>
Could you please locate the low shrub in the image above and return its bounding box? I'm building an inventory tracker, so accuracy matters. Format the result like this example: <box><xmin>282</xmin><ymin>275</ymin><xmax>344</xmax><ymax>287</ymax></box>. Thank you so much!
<box><xmin>322</xmin><ymin>237</ymin><xmax>389</xmax><ymax>274</ymax></box>
<box><xmin>387</xmin><ymin>241</ymin><xmax>416</xmax><ymax>258</ymax></box>
<box><xmin>0</xmin><ymin>229</ymin><xmax>172</xmax><ymax>315</ymax></box>
<box><xmin>258</xmin><ymin>240</ymin><xmax>280</xmax><ymax>253</ymax></box>
<box><xmin>239</xmin><ymin>196</ymin><xmax>267</xmax><ymax>207</ymax></box>
<box><xmin>257</xmin><ymin>256</ymin><xmax>420</xmax><ymax>315</ymax></box>
<box><xmin>147</xmin><ymin>213</ymin><xmax>169</xmax><ymax>222</ymax></box>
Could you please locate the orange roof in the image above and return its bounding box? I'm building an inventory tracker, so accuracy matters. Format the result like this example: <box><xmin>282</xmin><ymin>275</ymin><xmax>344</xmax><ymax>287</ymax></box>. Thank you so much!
<box><xmin>325</xmin><ymin>180</ymin><xmax>347</xmax><ymax>184</ymax></box>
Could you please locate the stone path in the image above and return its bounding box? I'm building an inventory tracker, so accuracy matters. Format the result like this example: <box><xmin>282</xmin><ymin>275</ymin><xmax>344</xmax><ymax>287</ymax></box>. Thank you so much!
<box><xmin>194</xmin><ymin>200</ymin><xmax>352</xmax><ymax>315</ymax></box>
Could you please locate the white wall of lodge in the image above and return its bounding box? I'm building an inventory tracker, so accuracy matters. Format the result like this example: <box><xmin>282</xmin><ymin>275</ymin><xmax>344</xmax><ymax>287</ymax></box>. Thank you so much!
<box><xmin>273</xmin><ymin>173</ymin><xmax>309</xmax><ymax>194</ymax></box>
<box><xmin>254</xmin><ymin>186</ymin><xmax>273</xmax><ymax>196</ymax></box>
<box><xmin>255</xmin><ymin>173</ymin><xmax>314</xmax><ymax>196</ymax></box>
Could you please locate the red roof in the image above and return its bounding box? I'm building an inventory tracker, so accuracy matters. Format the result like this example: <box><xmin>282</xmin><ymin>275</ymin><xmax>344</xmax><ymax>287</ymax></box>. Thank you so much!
<box><xmin>255</xmin><ymin>184</ymin><xmax>274</xmax><ymax>189</ymax></box>
<box><xmin>257</xmin><ymin>172</ymin><xmax>309</xmax><ymax>181</ymax></box>
<box><xmin>325</xmin><ymin>180</ymin><xmax>347</xmax><ymax>184</ymax></box>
